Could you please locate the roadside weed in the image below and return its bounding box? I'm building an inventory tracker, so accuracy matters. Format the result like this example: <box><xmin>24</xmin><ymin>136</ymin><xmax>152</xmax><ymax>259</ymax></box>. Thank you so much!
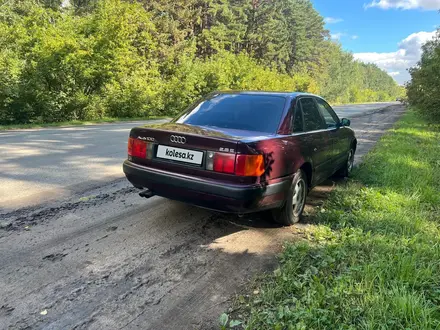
<box><xmin>220</xmin><ymin>313</ymin><xmax>242</xmax><ymax>329</ymax></box>
<box><xmin>0</xmin><ymin>116</ymin><xmax>168</xmax><ymax>131</ymax></box>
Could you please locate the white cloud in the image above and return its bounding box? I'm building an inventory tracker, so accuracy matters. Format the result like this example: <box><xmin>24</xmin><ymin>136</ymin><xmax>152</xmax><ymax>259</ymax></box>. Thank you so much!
<box><xmin>331</xmin><ymin>32</ymin><xmax>345</xmax><ymax>40</ymax></box>
<box><xmin>388</xmin><ymin>71</ymin><xmax>400</xmax><ymax>76</ymax></box>
<box><xmin>353</xmin><ymin>31</ymin><xmax>436</xmax><ymax>84</ymax></box>
<box><xmin>331</xmin><ymin>33</ymin><xmax>359</xmax><ymax>41</ymax></box>
<box><xmin>324</xmin><ymin>17</ymin><xmax>344</xmax><ymax>24</ymax></box>
<box><xmin>365</xmin><ymin>0</ymin><xmax>440</xmax><ymax>10</ymax></box>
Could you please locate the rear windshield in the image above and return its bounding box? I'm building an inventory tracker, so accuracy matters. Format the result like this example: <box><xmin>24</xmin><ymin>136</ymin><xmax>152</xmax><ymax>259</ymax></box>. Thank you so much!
<box><xmin>174</xmin><ymin>94</ymin><xmax>286</xmax><ymax>133</ymax></box>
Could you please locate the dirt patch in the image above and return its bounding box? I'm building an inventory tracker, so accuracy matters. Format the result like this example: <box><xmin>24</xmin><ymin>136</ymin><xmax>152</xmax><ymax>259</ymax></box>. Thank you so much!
<box><xmin>0</xmin><ymin>185</ymin><xmax>137</xmax><ymax>234</ymax></box>
<box><xmin>43</xmin><ymin>253</ymin><xmax>68</xmax><ymax>262</ymax></box>
<box><xmin>0</xmin><ymin>105</ymin><xmax>406</xmax><ymax>329</ymax></box>
<box><xmin>0</xmin><ymin>305</ymin><xmax>14</xmax><ymax>317</ymax></box>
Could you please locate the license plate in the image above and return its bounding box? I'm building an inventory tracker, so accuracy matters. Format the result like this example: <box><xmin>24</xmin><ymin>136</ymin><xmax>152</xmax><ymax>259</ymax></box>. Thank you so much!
<box><xmin>156</xmin><ymin>145</ymin><xmax>203</xmax><ymax>165</ymax></box>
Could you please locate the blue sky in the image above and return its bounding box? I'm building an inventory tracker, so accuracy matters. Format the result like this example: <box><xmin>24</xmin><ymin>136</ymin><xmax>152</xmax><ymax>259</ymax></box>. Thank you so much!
<box><xmin>312</xmin><ymin>0</ymin><xmax>440</xmax><ymax>84</ymax></box>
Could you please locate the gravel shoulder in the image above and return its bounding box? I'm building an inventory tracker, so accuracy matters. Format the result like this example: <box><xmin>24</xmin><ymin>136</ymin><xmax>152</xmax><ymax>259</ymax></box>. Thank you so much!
<box><xmin>0</xmin><ymin>105</ymin><xmax>405</xmax><ymax>330</ymax></box>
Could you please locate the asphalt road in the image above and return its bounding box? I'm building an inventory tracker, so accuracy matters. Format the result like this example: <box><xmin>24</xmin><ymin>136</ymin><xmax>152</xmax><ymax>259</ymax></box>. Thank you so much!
<box><xmin>0</xmin><ymin>105</ymin><xmax>405</xmax><ymax>329</ymax></box>
<box><xmin>0</xmin><ymin>119</ymin><xmax>168</xmax><ymax>212</ymax></box>
<box><xmin>333</xmin><ymin>101</ymin><xmax>399</xmax><ymax>118</ymax></box>
<box><xmin>0</xmin><ymin>102</ymin><xmax>397</xmax><ymax>213</ymax></box>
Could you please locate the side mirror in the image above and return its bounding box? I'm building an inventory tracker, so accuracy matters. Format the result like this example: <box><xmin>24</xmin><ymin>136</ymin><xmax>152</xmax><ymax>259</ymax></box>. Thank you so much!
<box><xmin>340</xmin><ymin>118</ymin><xmax>351</xmax><ymax>127</ymax></box>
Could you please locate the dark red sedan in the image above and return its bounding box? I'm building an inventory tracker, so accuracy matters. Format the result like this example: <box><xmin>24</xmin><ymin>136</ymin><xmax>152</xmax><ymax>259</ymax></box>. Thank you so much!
<box><xmin>123</xmin><ymin>91</ymin><xmax>356</xmax><ymax>225</ymax></box>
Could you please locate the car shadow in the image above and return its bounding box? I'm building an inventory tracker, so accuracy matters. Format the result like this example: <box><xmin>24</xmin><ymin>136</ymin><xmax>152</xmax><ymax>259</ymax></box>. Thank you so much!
<box><xmin>213</xmin><ymin>177</ymin><xmax>342</xmax><ymax>229</ymax></box>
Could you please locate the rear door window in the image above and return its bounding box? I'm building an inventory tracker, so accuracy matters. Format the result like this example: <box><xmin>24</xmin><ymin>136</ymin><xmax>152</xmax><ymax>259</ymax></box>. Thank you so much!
<box><xmin>299</xmin><ymin>98</ymin><xmax>326</xmax><ymax>132</ymax></box>
<box><xmin>315</xmin><ymin>98</ymin><xmax>340</xmax><ymax>128</ymax></box>
<box><xmin>292</xmin><ymin>103</ymin><xmax>303</xmax><ymax>133</ymax></box>
<box><xmin>174</xmin><ymin>94</ymin><xmax>286</xmax><ymax>134</ymax></box>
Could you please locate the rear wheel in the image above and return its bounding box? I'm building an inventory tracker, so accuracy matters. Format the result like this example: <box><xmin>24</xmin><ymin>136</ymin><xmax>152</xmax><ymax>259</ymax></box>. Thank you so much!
<box><xmin>336</xmin><ymin>148</ymin><xmax>355</xmax><ymax>178</ymax></box>
<box><xmin>271</xmin><ymin>169</ymin><xmax>307</xmax><ymax>226</ymax></box>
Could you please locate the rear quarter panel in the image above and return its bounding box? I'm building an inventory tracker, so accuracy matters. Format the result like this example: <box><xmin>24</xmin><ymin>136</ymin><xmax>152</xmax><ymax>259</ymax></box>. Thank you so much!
<box><xmin>335</xmin><ymin>127</ymin><xmax>356</xmax><ymax>163</ymax></box>
<box><xmin>245</xmin><ymin>136</ymin><xmax>307</xmax><ymax>184</ymax></box>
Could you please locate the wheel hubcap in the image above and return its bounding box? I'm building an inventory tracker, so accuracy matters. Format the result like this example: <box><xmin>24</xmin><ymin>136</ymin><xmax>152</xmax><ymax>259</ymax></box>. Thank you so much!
<box><xmin>347</xmin><ymin>150</ymin><xmax>354</xmax><ymax>173</ymax></box>
<box><xmin>292</xmin><ymin>179</ymin><xmax>306</xmax><ymax>216</ymax></box>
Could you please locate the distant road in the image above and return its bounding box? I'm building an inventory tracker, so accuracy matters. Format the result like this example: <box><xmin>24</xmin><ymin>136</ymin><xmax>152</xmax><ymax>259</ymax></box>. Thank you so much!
<box><xmin>333</xmin><ymin>102</ymin><xmax>398</xmax><ymax>118</ymax></box>
<box><xmin>0</xmin><ymin>102</ymin><xmax>397</xmax><ymax>211</ymax></box>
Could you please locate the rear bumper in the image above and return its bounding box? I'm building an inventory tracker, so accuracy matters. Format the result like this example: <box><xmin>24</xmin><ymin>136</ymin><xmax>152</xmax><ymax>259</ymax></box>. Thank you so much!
<box><xmin>123</xmin><ymin>160</ymin><xmax>290</xmax><ymax>213</ymax></box>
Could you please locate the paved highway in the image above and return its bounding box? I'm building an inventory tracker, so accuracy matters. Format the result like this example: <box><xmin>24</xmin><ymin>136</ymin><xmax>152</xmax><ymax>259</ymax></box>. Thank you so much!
<box><xmin>0</xmin><ymin>102</ymin><xmax>397</xmax><ymax>212</ymax></box>
<box><xmin>333</xmin><ymin>101</ymin><xmax>399</xmax><ymax>118</ymax></box>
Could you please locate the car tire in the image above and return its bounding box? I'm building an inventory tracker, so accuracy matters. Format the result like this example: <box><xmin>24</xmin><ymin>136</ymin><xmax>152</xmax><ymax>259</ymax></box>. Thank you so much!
<box><xmin>271</xmin><ymin>169</ymin><xmax>308</xmax><ymax>226</ymax></box>
<box><xmin>336</xmin><ymin>148</ymin><xmax>355</xmax><ymax>178</ymax></box>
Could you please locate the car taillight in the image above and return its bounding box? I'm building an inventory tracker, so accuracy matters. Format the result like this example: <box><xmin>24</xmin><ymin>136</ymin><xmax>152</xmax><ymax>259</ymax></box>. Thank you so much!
<box><xmin>213</xmin><ymin>153</ymin><xmax>235</xmax><ymax>174</ymax></box>
<box><xmin>206</xmin><ymin>151</ymin><xmax>264</xmax><ymax>177</ymax></box>
<box><xmin>128</xmin><ymin>137</ymin><xmax>153</xmax><ymax>159</ymax></box>
<box><xmin>235</xmin><ymin>154</ymin><xmax>265</xmax><ymax>177</ymax></box>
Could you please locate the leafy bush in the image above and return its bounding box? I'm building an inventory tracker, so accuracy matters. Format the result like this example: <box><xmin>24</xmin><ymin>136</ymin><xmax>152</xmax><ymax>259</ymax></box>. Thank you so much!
<box><xmin>161</xmin><ymin>51</ymin><xmax>320</xmax><ymax>116</ymax></box>
<box><xmin>406</xmin><ymin>29</ymin><xmax>440</xmax><ymax>122</ymax></box>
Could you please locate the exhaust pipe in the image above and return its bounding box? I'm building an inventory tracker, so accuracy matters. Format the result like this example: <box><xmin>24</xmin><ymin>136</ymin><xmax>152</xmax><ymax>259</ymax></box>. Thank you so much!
<box><xmin>139</xmin><ymin>189</ymin><xmax>155</xmax><ymax>199</ymax></box>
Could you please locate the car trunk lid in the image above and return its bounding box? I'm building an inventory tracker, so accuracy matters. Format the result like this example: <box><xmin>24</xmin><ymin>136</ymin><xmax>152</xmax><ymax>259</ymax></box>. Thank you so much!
<box><xmin>131</xmin><ymin>123</ymin><xmax>241</xmax><ymax>154</ymax></box>
<box><xmin>128</xmin><ymin>124</ymin><xmax>269</xmax><ymax>184</ymax></box>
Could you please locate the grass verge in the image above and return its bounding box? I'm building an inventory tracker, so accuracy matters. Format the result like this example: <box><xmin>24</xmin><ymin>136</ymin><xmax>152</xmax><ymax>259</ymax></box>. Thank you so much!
<box><xmin>0</xmin><ymin>116</ymin><xmax>168</xmax><ymax>130</ymax></box>
<box><xmin>231</xmin><ymin>110</ymin><xmax>440</xmax><ymax>329</ymax></box>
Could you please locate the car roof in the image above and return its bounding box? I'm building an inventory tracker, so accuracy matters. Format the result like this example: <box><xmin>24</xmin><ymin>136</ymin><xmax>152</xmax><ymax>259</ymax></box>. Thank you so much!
<box><xmin>212</xmin><ymin>90</ymin><xmax>321</xmax><ymax>99</ymax></box>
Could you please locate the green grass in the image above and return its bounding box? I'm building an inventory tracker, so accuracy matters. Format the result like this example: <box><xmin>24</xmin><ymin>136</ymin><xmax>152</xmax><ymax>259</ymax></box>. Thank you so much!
<box><xmin>233</xmin><ymin>110</ymin><xmax>440</xmax><ymax>329</ymax></box>
<box><xmin>0</xmin><ymin>116</ymin><xmax>168</xmax><ymax>130</ymax></box>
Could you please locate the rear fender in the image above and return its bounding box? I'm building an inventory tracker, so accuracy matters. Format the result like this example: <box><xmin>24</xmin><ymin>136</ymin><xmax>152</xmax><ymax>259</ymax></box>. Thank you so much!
<box><xmin>297</xmin><ymin>161</ymin><xmax>313</xmax><ymax>189</ymax></box>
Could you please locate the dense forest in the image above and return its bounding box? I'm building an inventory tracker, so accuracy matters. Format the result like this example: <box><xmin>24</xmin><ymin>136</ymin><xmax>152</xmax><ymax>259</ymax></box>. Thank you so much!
<box><xmin>406</xmin><ymin>29</ymin><xmax>440</xmax><ymax>122</ymax></box>
<box><xmin>0</xmin><ymin>0</ymin><xmax>403</xmax><ymax>125</ymax></box>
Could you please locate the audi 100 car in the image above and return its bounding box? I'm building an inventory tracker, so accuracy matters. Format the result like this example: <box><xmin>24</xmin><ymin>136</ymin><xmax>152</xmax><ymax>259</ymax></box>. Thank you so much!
<box><xmin>123</xmin><ymin>91</ymin><xmax>356</xmax><ymax>225</ymax></box>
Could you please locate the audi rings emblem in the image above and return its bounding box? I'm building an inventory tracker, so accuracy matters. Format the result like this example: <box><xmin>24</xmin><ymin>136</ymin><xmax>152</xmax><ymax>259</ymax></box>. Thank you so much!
<box><xmin>170</xmin><ymin>135</ymin><xmax>186</xmax><ymax>144</ymax></box>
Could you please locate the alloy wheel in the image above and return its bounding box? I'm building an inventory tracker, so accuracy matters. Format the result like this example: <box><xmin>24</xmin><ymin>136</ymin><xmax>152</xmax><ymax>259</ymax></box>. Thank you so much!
<box><xmin>347</xmin><ymin>150</ymin><xmax>354</xmax><ymax>174</ymax></box>
<box><xmin>292</xmin><ymin>179</ymin><xmax>306</xmax><ymax>217</ymax></box>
